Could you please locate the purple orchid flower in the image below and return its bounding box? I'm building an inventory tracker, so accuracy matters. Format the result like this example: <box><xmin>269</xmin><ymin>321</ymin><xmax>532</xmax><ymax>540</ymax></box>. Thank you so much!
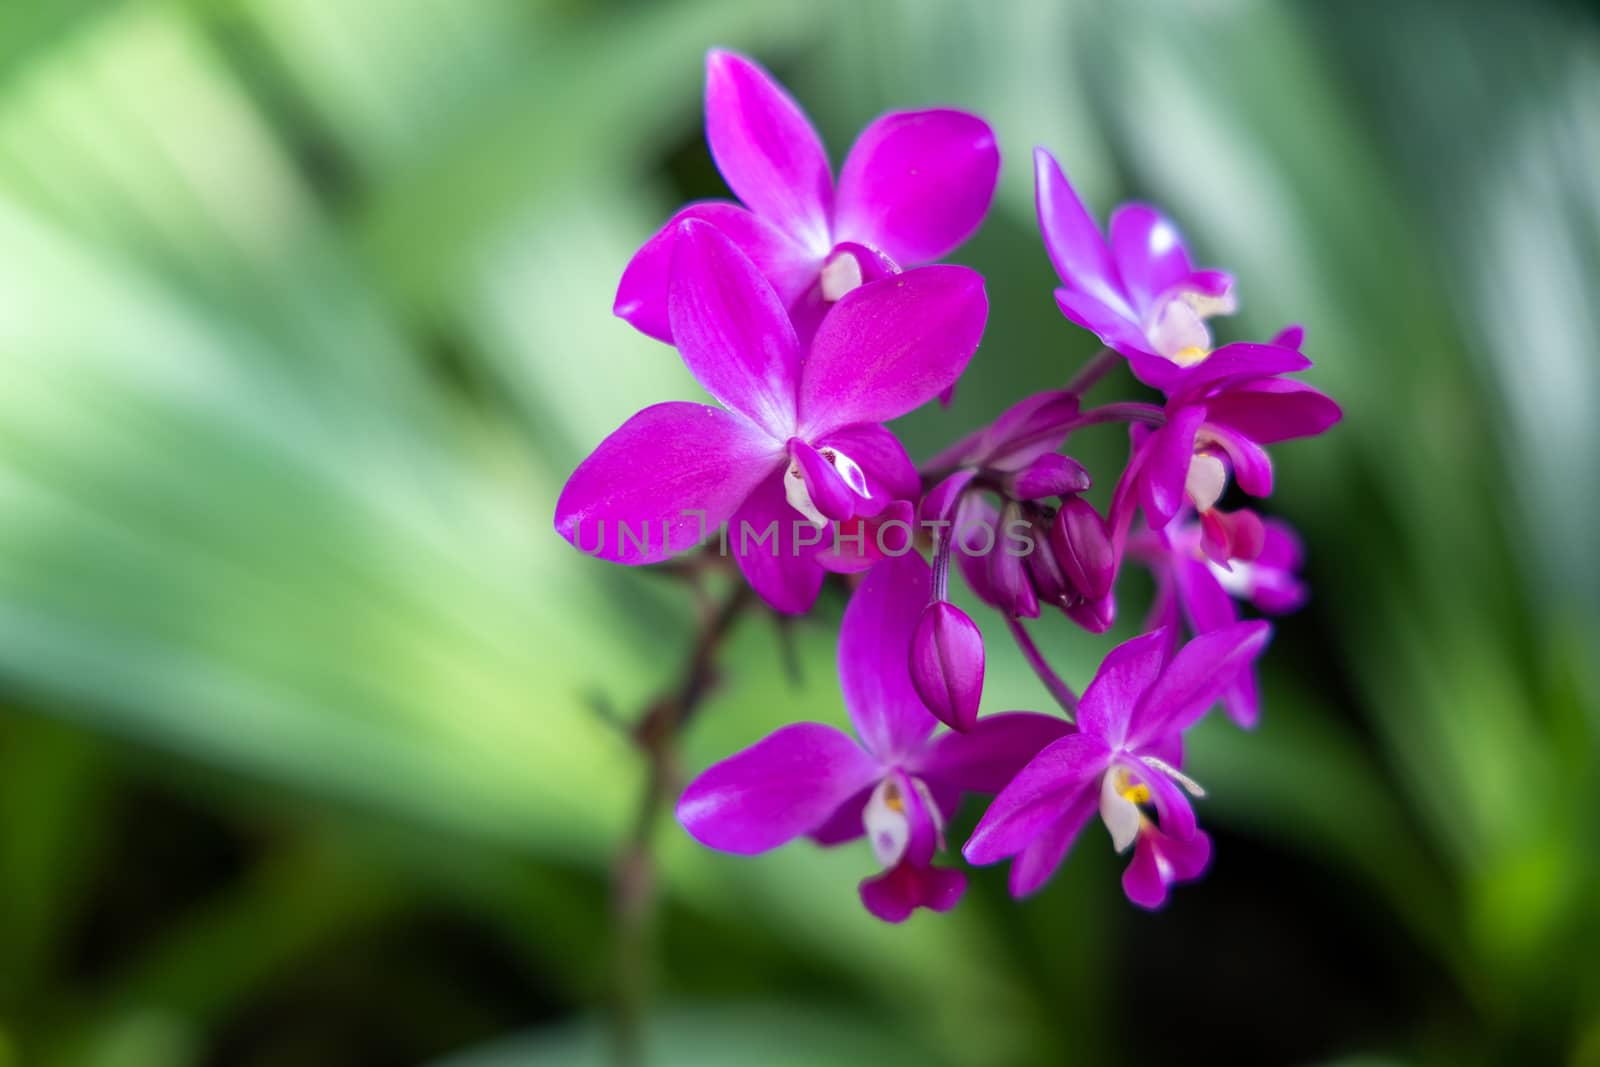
<box><xmin>677</xmin><ymin>552</ymin><xmax>1069</xmax><ymax>922</ymax></box>
<box><xmin>555</xmin><ymin>220</ymin><xmax>986</xmax><ymax>614</ymax></box>
<box><xmin>963</xmin><ymin>622</ymin><xmax>1270</xmax><ymax>905</ymax></box>
<box><xmin>616</xmin><ymin>49</ymin><xmax>1000</xmax><ymax>344</ymax></box>
<box><xmin>1109</xmin><ymin>332</ymin><xmax>1342</xmax><ymax>537</ymax></box>
<box><xmin>1035</xmin><ymin>147</ymin><xmax>1308</xmax><ymax>396</ymax></box>
<box><xmin>1130</xmin><ymin>513</ymin><xmax>1308</xmax><ymax>728</ymax></box>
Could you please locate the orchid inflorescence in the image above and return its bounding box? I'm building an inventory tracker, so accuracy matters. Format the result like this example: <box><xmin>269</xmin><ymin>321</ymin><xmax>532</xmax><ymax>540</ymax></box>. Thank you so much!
<box><xmin>555</xmin><ymin>50</ymin><xmax>1340</xmax><ymax>921</ymax></box>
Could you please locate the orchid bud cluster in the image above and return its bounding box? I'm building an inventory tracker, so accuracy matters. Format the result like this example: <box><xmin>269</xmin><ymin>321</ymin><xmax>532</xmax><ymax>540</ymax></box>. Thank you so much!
<box><xmin>554</xmin><ymin>50</ymin><xmax>1341</xmax><ymax>920</ymax></box>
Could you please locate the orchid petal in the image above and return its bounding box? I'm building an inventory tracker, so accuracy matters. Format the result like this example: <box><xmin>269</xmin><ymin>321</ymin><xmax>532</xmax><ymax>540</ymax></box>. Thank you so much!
<box><xmin>555</xmin><ymin>403</ymin><xmax>781</xmax><ymax>565</ymax></box>
<box><xmin>1224</xmin><ymin>666</ymin><xmax>1262</xmax><ymax>729</ymax></box>
<box><xmin>1034</xmin><ymin>148</ymin><xmax>1126</xmax><ymax>312</ymax></box>
<box><xmin>1244</xmin><ymin>520</ymin><xmax>1309</xmax><ymax>613</ymax></box>
<box><xmin>788</xmin><ymin>438</ymin><xmax>860</xmax><ymax>522</ymax></box>
<box><xmin>1142</xmin><ymin>405</ymin><xmax>1206</xmax><ymax>528</ymax></box>
<box><xmin>816</xmin><ymin>501</ymin><xmax>917</xmax><ymax>574</ymax></box>
<box><xmin>615</xmin><ymin>201</ymin><xmax>817</xmax><ymax>343</ymax></box>
<box><xmin>1128</xmin><ymin>621</ymin><xmax>1272</xmax><ymax>747</ymax></box>
<box><xmin>1108</xmin><ymin>203</ymin><xmax>1194</xmax><ymax>311</ymax></box>
<box><xmin>730</xmin><ymin>473</ymin><xmax>826</xmax><ymax>615</ymax></box>
<box><xmin>798</xmin><ymin>266</ymin><xmax>988</xmax><ymax>434</ymax></box>
<box><xmin>1173</xmin><ymin>550</ymin><xmax>1240</xmax><ymax>633</ymax></box>
<box><xmin>704</xmin><ymin>49</ymin><xmax>832</xmax><ymax>252</ymax></box>
<box><xmin>807</xmin><ymin>784</ymin><xmax>872</xmax><ymax>846</ymax></box>
<box><xmin>1123</xmin><ymin>827</ymin><xmax>1211</xmax><ymax>909</ymax></box>
<box><xmin>1077</xmin><ymin>629</ymin><xmax>1168</xmax><ymax>748</ymax></box>
<box><xmin>921</xmin><ymin>468</ymin><xmax>979</xmax><ymax>524</ymax></box>
<box><xmin>815</xmin><ymin>423</ymin><xmax>920</xmax><ymax>505</ymax></box>
<box><xmin>1166</xmin><ymin>342</ymin><xmax>1313</xmax><ymax>402</ymax></box>
<box><xmin>910</xmin><ymin>712</ymin><xmax>1075</xmax><ymax>794</ymax></box>
<box><xmin>1204</xmin><ymin>422</ymin><xmax>1274</xmax><ymax>498</ymax></box>
<box><xmin>963</xmin><ymin>732</ymin><xmax>1109</xmax><ymax>864</ymax></box>
<box><xmin>859</xmin><ymin>860</ymin><xmax>966</xmax><ymax>923</ymax></box>
<box><xmin>669</xmin><ymin>219</ymin><xmax>801</xmax><ymax>435</ymax></box>
<box><xmin>839</xmin><ymin>551</ymin><xmax>940</xmax><ymax>762</ymax></box>
<box><xmin>1007</xmin><ymin>788</ymin><xmax>1098</xmax><ymax>898</ymax></box>
<box><xmin>835</xmin><ymin>109</ymin><xmax>999</xmax><ymax>265</ymax></box>
<box><xmin>677</xmin><ymin>722</ymin><xmax>881</xmax><ymax>854</ymax></box>
<box><xmin>1203</xmin><ymin>379</ymin><xmax>1343</xmax><ymax>444</ymax></box>
<box><xmin>1134</xmin><ymin>757</ymin><xmax>1198</xmax><ymax>841</ymax></box>
<box><xmin>1272</xmin><ymin>324</ymin><xmax>1306</xmax><ymax>350</ymax></box>
<box><xmin>1054</xmin><ymin>288</ymin><xmax>1148</xmax><ymax>356</ymax></box>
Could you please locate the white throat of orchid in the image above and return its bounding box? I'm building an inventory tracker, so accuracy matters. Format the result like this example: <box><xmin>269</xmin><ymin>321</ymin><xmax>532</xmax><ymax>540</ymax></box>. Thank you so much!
<box><xmin>1208</xmin><ymin>556</ymin><xmax>1258</xmax><ymax>598</ymax></box>
<box><xmin>820</xmin><ymin>249</ymin><xmax>864</xmax><ymax>302</ymax></box>
<box><xmin>784</xmin><ymin>443</ymin><xmax>869</xmax><ymax>526</ymax></box>
<box><xmin>1184</xmin><ymin>451</ymin><xmax>1229</xmax><ymax>513</ymax></box>
<box><xmin>863</xmin><ymin>774</ymin><xmax>943</xmax><ymax>868</ymax></box>
<box><xmin>1099</xmin><ymin>756</ymin><xmax>1206</xmax><ymax>853</ymax></box>
<box><xmin>1143</xmin><ymin>286</ymin><xmax>1238</xmax><ymax>366</ymax></box>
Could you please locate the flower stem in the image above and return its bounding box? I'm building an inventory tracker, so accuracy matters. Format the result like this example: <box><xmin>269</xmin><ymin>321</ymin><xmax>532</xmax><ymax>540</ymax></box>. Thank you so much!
<box><xmin>1063</xmin><ymin>346</ymin><xmax>1120</xmax><ymax>396</ymax></box>
<box><xmin>1005</xmin><ymin>615</ymin><xmax>1079</xmax><ymax>720</ymax></box>
<box><xmin>612</xmin><ymin>580</ymin><xmax>752</xmax><ymax>1066</ymax></box>
<box><xmin>992</xmin><ymin>401</ymin><xmax>1166</xmax><ymax>463</ymax></box>
<box><xmin>930</xmin><ymin>526</ymin><xmax>953</xmax><ymax>603</ymax></box>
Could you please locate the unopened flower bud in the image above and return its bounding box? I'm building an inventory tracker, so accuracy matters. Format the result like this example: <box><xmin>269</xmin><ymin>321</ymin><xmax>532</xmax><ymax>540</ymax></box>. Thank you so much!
<box><xmin>988</xmin><ymin>501</ymin><xmax>1040</xmax><ymax>619</ymax></box>
<box><xmin>1065</xmin><ymin>591</ymin><xmax>1115</xmax><ymax>634</ymax></box>
<box><xmin>1005</xmin><ymin>453</ymin><xmax>1091</xmax><ymax>501</ymax></box>
<box><xmin>1051</xmin><ymin>498</ymin><xmax>1116</xmax><ymax>601</ymax></box>
<box><xmin>909</xmin><ymin>601</ymin><xmax>986</xmax><ymax>732</ymax></box>
<box><xmin>1024</xmin><ymin>513</ymin><xmax>1075</xmax><ymax>610</ymax></box>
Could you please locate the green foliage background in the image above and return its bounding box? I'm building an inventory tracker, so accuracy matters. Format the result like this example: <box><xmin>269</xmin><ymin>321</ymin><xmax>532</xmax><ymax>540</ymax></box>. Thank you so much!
<box><xmin>0</xmin><ymin>0</ymin><xmax>1596</xmax><ymax>1064</ymax></box>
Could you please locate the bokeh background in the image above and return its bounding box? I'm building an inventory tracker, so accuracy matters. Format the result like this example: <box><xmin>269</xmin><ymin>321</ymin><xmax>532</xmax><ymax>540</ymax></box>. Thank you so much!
<box><xmin>1</xmin><ymin>0</ymin><xmax>1597</xmax><ymax>1064</ymax></box>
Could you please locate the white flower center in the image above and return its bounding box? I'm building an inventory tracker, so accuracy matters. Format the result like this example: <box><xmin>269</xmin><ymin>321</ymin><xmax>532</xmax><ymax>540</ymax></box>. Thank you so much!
<box><xmin>1142</xmin><ymin>285</ymin><xmax>1238</xmax><ymax>365</ymax></box>
<box><xmin>1185</xmin><ymin>452</ymin><xmax>1228</xmax><ymax>512</ymax></box>
<box><xmin>862</xmin><ymin>774</ymin><xmax>942</xmax><ymax>869</ymax></box>
<box><xmin>1099</xmin><ymin>757</ymin><xmax>1205</xmax><ymax>853</ymax></box>
<box><xmin>820</xmin><ymin>250</ymin><xmax>864</xmax><ymax>302</ymax></box>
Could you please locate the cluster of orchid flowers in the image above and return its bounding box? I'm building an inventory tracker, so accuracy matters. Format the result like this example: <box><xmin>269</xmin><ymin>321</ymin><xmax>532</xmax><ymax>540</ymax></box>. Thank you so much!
<box><xmin>555</xmin><ymin>50</ymin><xmax>1340</xmax><ymax>921</ymax></box>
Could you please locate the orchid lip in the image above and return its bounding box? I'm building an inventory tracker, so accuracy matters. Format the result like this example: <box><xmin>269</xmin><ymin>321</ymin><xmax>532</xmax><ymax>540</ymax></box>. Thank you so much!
<box><xmin>821</xmin><ymin>249</ymin><xmax>864</xmax><ymax>301</ymax></box>
<box><xmin>863</xmin><ymin>771</ymin><xmax>943</xmax><ymax>869</ymax></box>
<box><xmin>1184</xmin><ymin>452</ymin><xmax>1228</xmax><ymax>513</ymax></box>
<box><xmin>1100</xmin><ymin>754</ymin><xmax>1206</xmax><ymax>853</ymax></box>
<box><xmin>784</xmin><ymin>438</ymin><xmax>871</xmax><ymax>525</ymax></box>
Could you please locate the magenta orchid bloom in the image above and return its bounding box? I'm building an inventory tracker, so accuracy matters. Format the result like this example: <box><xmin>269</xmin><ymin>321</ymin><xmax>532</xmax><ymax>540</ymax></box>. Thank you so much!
<box><xmin>555</xmin><ymin>220</ymin><xmax>986</xmax><ymax>614</ymax></box>
<box><xmin>616</xmin><ymin>49</ymin><xmax>1000</xmax><ymax>344</ymax></box>
<box><xmin>1132</xmin><ymin>514</ymin><xmax>1308</xmax><ymax>727</ymax></box>
<box><xmin>1110</xmin><ymin>338</ymin><xmax>1342</xmax><ymax>537</ymax></box>
<box><xmin>1035</xmin><ymin>147</ymin><xmax>1307</xmax><ymax>396</ymax></box>
<box><xmin>963</xmin><ymin>622</ymin><xmax>1270</xmax><ymax>905</ymax></box>
<box><xmin>677</xmin><ymin>553</ymin><xmax>1069</xmax><ymax>922</ymax></box>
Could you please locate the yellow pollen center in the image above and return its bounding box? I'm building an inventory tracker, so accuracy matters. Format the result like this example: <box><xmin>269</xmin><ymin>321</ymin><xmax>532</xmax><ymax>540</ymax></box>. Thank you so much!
<box><xmin>1120</xmin><ymin>782</ymin><xmax>1152</xmax><ymax>805</ymax></box>
<box><xmin>1173</xmin><ymin>345</ymin><xmax>1210</xmax><ymax>366</ymax></box>
<box><xmin>883</xmin><ymin>781</ymin><xmax>905</xmax><ymax>813</ymax></box>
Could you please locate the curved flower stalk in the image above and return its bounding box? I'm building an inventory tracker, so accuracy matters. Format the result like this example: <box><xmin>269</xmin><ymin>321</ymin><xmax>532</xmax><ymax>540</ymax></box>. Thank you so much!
<box><xmin>555</xmin><ymin>220</ymin><xmax>986</xmax><ymax>613</ymax></box>
<box><xmin>616</xmin><ymin>50</ymin><xmax>1000</xmax><ymax>344</ymax></box>
<box><xmin>676</xmin><ymin>552</ymin><xmax>1068</xmax><ymax>921</ymax></box>
<box><xmin>964</xmin><ymin>623</ymin><xmax>1269</xmax><ymax>904</ymax></box>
